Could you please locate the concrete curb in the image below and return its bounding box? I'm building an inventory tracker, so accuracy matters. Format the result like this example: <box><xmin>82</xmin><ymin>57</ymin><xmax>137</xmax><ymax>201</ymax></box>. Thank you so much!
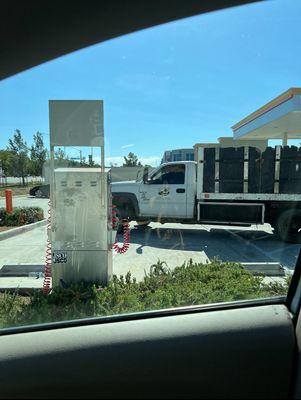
<box><xmin>0</xmin><ymin>195</ymin><xmax>30</xmax><ymax>199</ymax></box>
<box><xmin>0</xmin><ymin>219</ymin><xmax>47</xmax><ymax>241</ymax></box>
<box><xmin>241</xmin><ymin>262</ymin><xmax>285</xmax><ymax>276</ymax></box>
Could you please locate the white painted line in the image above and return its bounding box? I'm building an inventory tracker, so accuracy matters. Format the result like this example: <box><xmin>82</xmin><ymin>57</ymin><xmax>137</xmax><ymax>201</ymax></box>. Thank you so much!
<box><xmin>249</xmin><ymin>234</ymin><xmax>273</xmax><ymax>242</ymax></box>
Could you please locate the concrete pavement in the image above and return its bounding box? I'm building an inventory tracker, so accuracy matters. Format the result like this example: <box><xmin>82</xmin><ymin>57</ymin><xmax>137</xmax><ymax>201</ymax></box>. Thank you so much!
<box><xmin>0</xmin><ymin>220</ymin><xmax>299</xmax><ymax>280</ymax></box>
<box><xmin>0</xmin><ymin>196</ymin><xmax>300</xmax><ymax>288</ymax></box>
<box><xmin>113</xmin><ymin>222</ymin><xmax>300</xmax><ymax>280</ymax></box>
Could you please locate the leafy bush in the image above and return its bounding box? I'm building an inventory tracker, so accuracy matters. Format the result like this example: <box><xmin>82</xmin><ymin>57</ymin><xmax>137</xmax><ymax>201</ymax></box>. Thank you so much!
<box><xmin>0</xmin><ymin>207</ymin><xmax>44</xmax><ymax>226</ymax></box>
<box><xmin>0</xmin><ymin>259</ymin><xmax>290</xmax><ymax>328</ymax></box>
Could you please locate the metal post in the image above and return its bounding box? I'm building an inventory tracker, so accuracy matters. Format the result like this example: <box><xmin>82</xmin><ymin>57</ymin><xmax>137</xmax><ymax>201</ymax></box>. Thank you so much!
<box><xmin>101</xmin><ymin>146</ymin><xmax>105</xmax><ymax>207</ymax></box>
<box><xmin>215</xmin><ymin>148</ymin><xmax>220</xmax><ymax>193</ymax></box>
<box><xmin>5</xmin><ymin>189</ymin><xmax>13</xmax><ymax>214</ymax></box>
<box><xmin>197</xmin><ymin>147</ymin><xmax>204</xmax><ymax>200</ymax></box>
<box><xmin>283</xmin><ymin>133</ymin><xmax>288</xmax><ymax>146</ymax></box>
<box><xmin>274</xmin><ymin>145</ymin><xmax>281</xmax><ymax>194</ymax></box>
<box><xmin>50</xmin><ymin>146</ymin><xmax>55</xmax><ymax>233</ymax></box>
<box><xmin>243</xmin><ymin>147</ymin><xmax>249</xmax><ymax>193</ymax></box>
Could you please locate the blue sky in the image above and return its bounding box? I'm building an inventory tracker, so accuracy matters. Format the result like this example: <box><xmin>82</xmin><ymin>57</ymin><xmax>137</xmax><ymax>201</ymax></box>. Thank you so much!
<box><xmin>0</xmin><ymin>0</ymin><xmax>301</xmax><ymax>166</ymax></box>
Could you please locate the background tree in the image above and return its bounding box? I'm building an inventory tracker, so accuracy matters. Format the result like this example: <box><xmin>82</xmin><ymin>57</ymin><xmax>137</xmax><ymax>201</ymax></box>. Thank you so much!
<box><xmin>0</xmin><ymin>150</ymin><xmax>14</xmax><ymax>176</ymax></box>
<box><xmin>7</xmin><ymin>129</ymin><xmax>29</xmax><ymax>185</ymax></box>
<box><xmin>123</xmin><ymin>152</ymin><xmax>142</xmax><ymax>167</ymax></box>
<box><xmin>88</xmin><ymin>154</ymin><xmax>95</xmax><ymax>167</ymax></box>
<box><xmin>29</xmin><ymin>132</ymin><xmax>48</xmax><ymax>177</ymax></box>
<box><xmin>54</xmin><ymin>147</ymin><xmax>67</xmax><ymax>161</ymax></box>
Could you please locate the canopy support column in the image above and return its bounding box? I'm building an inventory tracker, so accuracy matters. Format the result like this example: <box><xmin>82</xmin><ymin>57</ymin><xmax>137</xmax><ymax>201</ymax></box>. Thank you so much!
<box><xmin>282</xmin><ymin>132</ymin><xmax>288</xmax><ymax>146</ymax></box>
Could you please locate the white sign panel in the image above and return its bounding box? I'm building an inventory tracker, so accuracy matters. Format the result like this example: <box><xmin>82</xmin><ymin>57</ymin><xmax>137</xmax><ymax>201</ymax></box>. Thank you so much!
<box><xmin>49</xmin><ymin>100</ymin><xmax>104</xmax><ymax>147</ymax></box>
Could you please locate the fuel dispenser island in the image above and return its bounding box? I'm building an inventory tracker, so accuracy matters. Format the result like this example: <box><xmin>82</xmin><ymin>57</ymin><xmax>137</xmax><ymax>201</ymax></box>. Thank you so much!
<box><xmin>44</xmin><ymin>100</ymin><xmax>118</xmax><ymax>292</ymax></box>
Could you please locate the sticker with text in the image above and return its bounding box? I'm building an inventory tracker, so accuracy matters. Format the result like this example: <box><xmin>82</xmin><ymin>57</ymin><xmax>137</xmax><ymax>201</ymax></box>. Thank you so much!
<box><xmin>53</xmin><ymin>252</ymin><xmax>67</xmax><ymax>264</ymax></box>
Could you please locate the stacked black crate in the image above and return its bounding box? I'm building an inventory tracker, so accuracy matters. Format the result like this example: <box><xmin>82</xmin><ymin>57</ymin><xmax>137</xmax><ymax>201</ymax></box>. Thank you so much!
<box><xmin>203</xmin><ymin>148</ymin><xmax>215</xmax><ymax>193</ymax></box>
<box><xmin>279</xmin><ymin>146</ymin><xmax>301</xmax><ymax>194</ymax></box>
<box><xmin>219</xmin><ymin>147</ymin><xmax>244</xmax><ymax>193</ymax></box>
<box><xmin>248</xmin><ymin>147</ymin><xmax>261</xmax><ymax>193</ymax></box>
<box><xmin>260</xmin><ymin>147</ymin><xmax>276</xmax><ymax>193</ymax></box>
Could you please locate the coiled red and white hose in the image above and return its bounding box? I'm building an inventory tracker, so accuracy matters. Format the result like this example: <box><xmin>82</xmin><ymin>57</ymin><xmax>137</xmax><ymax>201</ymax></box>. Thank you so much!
<box><xmin>111</xmin><ymin>204</ymin><xmax>130</xmax><ymax>254</ymax></box>
<box><xmin>43</xmin><ymin>200</ymin><xmax>52</xmax><ymax>294</ymax></box>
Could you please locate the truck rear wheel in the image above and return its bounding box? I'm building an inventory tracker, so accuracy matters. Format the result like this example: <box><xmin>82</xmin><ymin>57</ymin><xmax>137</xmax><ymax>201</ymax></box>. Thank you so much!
<box><xmin>274</xmin><ymin>209</ymin><xmax>301</xmax><ymax>243</ymax></box>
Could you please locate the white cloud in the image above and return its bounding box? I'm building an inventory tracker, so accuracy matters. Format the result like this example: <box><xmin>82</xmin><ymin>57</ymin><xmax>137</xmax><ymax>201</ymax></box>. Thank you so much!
<box><xmin>138</xmin><ymin>156</ymin><xmax>161</xmax><ymax>166</ymax></box>
<box><xmin>121</xmin><ymin>144</ymin><xmax>134</xmax><ymax>149</ymax></box>
<box><xmin>93</xmin><ymin>155</ymin><xmax>161</xmax><ymax>167</ymax></box>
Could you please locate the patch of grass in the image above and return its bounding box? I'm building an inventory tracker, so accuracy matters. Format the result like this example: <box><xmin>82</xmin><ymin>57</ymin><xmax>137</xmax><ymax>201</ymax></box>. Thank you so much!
<box><xmin>0</xmin><ymin>259</ymin><xmax>290</xmax><ymax>329</ymax></box>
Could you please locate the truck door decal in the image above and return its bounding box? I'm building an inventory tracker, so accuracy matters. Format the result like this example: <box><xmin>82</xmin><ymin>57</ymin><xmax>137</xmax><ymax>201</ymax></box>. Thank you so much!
<box><xmin>158</xmin><ymin>188</ymin><xmax>170</xmax><ymax>196</ymax></box>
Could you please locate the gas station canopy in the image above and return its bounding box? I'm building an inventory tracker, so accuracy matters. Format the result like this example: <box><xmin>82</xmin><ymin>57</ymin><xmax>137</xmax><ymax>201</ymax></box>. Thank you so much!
<box><xmin>232</xmin><ymin>88</ymin><xmax>301</xmax><ymax>145</ymax></box>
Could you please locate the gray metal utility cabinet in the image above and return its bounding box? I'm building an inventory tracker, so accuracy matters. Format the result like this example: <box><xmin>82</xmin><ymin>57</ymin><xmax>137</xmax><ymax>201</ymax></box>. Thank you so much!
<box><xmin>48</xmin><ymin>100</ymin><xmax>113</xmax><ymax>288</ymax></box>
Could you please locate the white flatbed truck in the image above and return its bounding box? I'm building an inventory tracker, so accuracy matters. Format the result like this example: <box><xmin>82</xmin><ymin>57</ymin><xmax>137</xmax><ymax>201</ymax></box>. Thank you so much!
<box><xmin>111</xmin><ymin>144</ymin><xmax>301</xmax><ymax>243</ymax></box>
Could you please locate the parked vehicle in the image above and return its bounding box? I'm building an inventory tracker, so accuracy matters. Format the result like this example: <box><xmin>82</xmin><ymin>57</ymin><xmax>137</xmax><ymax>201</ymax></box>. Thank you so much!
<box><xmin>112</xmin><ymin>145</ymin><xmax>301</xmax><ymax>243</ymax></box>
<box><xmin>29</xmin><ymin>184</ymin><xmax>50</xmax><ymax>198</ymax></box>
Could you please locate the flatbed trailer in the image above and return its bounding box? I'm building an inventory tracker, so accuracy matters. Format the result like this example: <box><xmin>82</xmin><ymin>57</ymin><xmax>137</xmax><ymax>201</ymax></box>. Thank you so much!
<box><xmin>195</xmin><ymin>144</ymin><xmax>301</xmax><ymax>242</ymax></box>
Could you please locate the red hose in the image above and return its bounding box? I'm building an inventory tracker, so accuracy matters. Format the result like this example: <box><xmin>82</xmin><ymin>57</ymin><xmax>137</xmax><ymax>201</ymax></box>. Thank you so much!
<box><xmin>111</xmin><ymin>204</ymin><xmax>118</xmax><ymax>230</ymax></box>
<box><xmin>43</xmin><ymin>201</ymin><xmax>52</xmax><ymax>294</ymax></box>
<box><xmin>113</xmin><ymin>221</ymin><xmax>130</xmax><ymax>254</ymax></box>
<box><xmin>111</xmin><ymin>204</ymin><xmax>130</xmax><ymax>254</ymax></box>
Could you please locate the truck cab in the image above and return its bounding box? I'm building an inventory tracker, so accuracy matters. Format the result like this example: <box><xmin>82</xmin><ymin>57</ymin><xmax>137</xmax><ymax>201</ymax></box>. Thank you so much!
<box><xmin>111</xmin><ymin>161</ymin><xmax>197</xmax><ymax>222</ymax></box>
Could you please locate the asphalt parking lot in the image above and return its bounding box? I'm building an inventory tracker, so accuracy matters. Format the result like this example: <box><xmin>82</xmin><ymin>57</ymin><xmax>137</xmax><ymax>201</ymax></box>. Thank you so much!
<box><xmin>0</xmin><ymin>196</ymin><xmax>300</xmax><ymax>284</ymax></box>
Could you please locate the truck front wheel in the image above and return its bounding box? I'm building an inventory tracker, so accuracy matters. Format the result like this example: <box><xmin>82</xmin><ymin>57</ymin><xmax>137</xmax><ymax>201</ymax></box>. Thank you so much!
<box><xmin>274</xmin><ymin>209</ymin><xmax>301</xmax><ymax>243</ymax></box>
<box><xmin>113</xmin><ymin>207</ymin><xmax>124</xmax><ymax>234</ymax></box>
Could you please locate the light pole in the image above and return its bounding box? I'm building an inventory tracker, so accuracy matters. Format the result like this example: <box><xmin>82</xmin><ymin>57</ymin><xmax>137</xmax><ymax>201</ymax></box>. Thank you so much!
<box><xmin>41</xmin><ymin>134</ymin><xmax>83</xmax><ymax>163</ymax></box>
<box><xmin>69</xmin><ymin>147</ymin><xmax>83</xmax><ymax>164</ymax></box>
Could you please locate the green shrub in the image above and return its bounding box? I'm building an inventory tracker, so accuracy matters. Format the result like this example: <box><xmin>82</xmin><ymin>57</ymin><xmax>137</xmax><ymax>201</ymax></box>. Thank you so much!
<box><xmin>0</xmin><ymin>207</ymin><xmax>44</xmax><ymax>226</ymax></box>
<box><xmin>0</xmin><ymin>259</ymin><xmax>290</xmax><ymax>328</ymax></box>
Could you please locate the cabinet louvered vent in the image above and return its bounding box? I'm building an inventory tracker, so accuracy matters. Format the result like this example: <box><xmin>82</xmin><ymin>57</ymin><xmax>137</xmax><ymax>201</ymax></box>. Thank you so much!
<box><xmin>90</xmin><ymin>181</ymin><xmax>97</xmax><ymax>187</ymax></box>
<box><xmin>75</xmin><ymin>181</ymin><xmax>82</xmax><ymax>187</ymax></box>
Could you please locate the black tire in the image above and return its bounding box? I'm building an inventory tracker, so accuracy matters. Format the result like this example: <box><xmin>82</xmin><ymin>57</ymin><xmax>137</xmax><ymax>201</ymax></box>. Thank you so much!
<box><xmin>274</xmin><ymin>209</ymin><xmax>301</xmax><ymax>243</ymax></box>
<box><xmin>113</xmin><ymin>207</ymin><xmax>124</xmax><ymax>234</ymax></box>
<box><xmin>29</xmin><ymin>186</ymin><xmax>39</xmax><ymax>196</ymax></box>
<box><xmin>41</xmin><ymin>184</ymin><xmax>50</xmax><ymax>198</ymax></box>
<box><xmin>35</xmin><ymin>189</ymin><xmax>43</xmax><ymax>198</ymax></box>
<box><xmin>32</xmin><ymin>184</ymin><xmax>50</xmax><ymax>198</ymax></box>
<box><xmin>117</xmin><ymin>223</ymin><xmax>124</xmax><ymax>234</ymax></box>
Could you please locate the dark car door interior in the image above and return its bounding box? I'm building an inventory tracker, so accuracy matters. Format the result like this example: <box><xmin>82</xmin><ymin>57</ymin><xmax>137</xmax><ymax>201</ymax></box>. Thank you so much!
<box><xmin>0</xmin><ymin>303</ymin><xmax>296</xmax><ymax>399</ymax></box>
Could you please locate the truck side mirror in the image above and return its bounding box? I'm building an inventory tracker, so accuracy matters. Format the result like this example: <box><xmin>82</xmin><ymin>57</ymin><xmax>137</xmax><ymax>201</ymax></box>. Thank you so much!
<box><xmin>143</xmin><ymin>167</ymin><xmax>149</xmax><ymax>183</ymax></box>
